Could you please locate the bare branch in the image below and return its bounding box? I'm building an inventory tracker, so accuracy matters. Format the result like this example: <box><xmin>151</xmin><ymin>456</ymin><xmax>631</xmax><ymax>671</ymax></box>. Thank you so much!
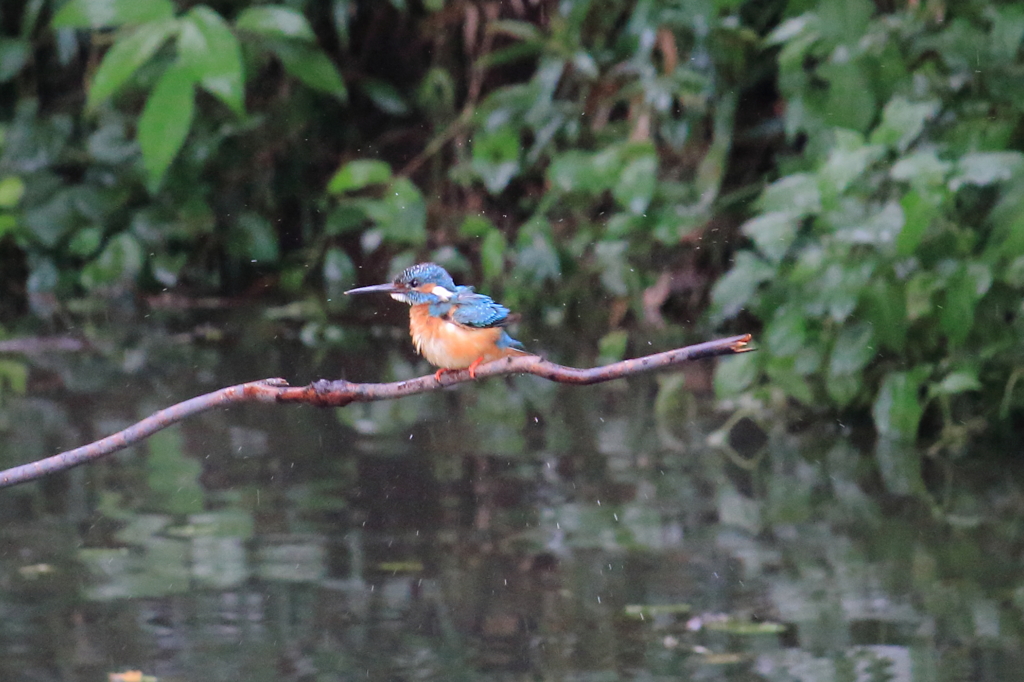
<box><xmin>0</xmin><ymin>334</ymin><xmax>752</xmax><ymax>489</ymax></box>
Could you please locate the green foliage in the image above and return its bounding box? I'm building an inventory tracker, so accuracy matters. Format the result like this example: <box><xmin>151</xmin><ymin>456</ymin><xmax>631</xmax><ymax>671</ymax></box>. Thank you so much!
<box><xmin>2</xmin><ymin>0</ymin><xmax>1023</xmax><ymax>455</ymax></box>
<box><xmin>317</xmin><ymin>0</ymin><xmax>758</xmax><ymax>327</ymax></box>
<box><xmin>712</xmin><ymin>0</ymin><xmax>1024</xmax><ymax>442</ymax></box>
<box><xmin>1</xmin><ymin>0</ymin><xmax>348</xmax><ymax>305</ymax></box>
<box><xmin>52</xmin><ymin>0</ymin><xmax>342</xmax><ymax>187</ymax></box>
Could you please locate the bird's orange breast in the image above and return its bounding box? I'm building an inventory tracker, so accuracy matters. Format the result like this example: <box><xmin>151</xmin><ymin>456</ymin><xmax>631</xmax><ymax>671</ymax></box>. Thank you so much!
<box><xmin>409</xmin><ymin>305</ymin><xmax>513</xmax><ymax>369</ymax></box>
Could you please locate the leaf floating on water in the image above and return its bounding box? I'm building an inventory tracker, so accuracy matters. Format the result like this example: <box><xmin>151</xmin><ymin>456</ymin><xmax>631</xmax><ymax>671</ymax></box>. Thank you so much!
<box><xmin>17</xmin><ymin>563</ymin><xmax>55</xmax><ymax>579</ymax></box>
<box><xmin>703</xmin><ymin>618</ymin><xmax>787</xmax><ymax>635</ymax></box>
<box><xmin>623</xmin><ymin>603</ymin><xmax>692</xmax><ymax>619</ymax></box>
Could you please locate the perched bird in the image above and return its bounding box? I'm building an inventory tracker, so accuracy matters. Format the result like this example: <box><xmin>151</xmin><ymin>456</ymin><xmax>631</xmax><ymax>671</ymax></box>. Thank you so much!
<box><xmin>345</xmin><ymin>262</ymin><xmax>530</xmax><ymax>380</ymax></box>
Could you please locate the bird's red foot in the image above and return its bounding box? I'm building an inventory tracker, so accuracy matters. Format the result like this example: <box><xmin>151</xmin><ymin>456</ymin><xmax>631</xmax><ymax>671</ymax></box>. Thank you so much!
<box><xmin>468</xmin><ymin>357</ymin><xmax>485</xmax><ymax>379</ymax></box>
<box><xmin>433</xmin><ymin>368</ymin><xmax>449</xmax><ymax>382</ymax></box>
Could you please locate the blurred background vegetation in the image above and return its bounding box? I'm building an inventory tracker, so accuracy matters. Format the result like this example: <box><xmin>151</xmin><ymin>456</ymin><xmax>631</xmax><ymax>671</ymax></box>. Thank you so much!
<box><xmin>1</xmin><ymin>0</ymin><xmax>1023</xmax><ymax>453</ymax></box>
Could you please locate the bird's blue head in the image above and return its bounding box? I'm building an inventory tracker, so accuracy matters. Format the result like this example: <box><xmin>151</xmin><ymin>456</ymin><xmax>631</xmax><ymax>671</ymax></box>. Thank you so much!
<box><xmin>345</xmin><ymin>262</ymin><xmax>459</xmax><ymax>306</ymax></box>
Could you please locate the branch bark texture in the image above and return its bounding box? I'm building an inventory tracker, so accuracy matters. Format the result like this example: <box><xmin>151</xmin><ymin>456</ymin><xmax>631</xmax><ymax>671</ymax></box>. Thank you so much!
<box><xmin>0</xmin><ymin>334</ymin><xmax>752</xmax><ymax>489</ymax></box>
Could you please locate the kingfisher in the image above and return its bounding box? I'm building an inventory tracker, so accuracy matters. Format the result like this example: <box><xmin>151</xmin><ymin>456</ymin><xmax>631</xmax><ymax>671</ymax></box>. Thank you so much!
<box><xmin>345</xmin><ymin>262</ymin><xmax>530</xmax><ymax>380</ymax></box>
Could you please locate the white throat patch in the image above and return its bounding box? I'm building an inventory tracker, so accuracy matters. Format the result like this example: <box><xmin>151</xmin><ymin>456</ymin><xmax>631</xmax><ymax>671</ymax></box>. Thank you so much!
<box><xmin>430</xmin><ymin>285</ymin><xmax>454</xmax><ymax>300</ymax></box>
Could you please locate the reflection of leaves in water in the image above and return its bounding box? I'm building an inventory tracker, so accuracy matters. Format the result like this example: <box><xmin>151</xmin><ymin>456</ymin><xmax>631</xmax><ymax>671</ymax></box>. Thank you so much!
<box><xmin>79</xmin><ymin>536</ymin><xmax>190</xmax><ymax>601</ymax></box>
<box><xmin>7</xmin><ymin>312</ymin><xmax>1024</xmax><ymax>680</ymax></box>
<box><xmin>146</xmin><ymin>427</ymin><xmax>203</xmax><ymax>515</ymax></box>
<box><xmin>256</xmin><ymin>538</ymin><xmax>326</xmax><ymax>582</ymax></box>
<box><xmin>462</xmin><ymin>380</ymin><xmax>528</xmax><ymax>456</ymax></box>
<box><xmin>548</xmin><ymin>503</ymin><xmax>665</xmax><ymax>551</ymax></box>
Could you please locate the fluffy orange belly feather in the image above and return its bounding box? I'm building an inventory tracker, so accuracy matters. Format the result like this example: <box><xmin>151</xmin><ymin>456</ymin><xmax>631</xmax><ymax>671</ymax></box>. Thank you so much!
<box><xmin>409</xmin><ymin>305</ymin><xmax>521</xmax><ymax>369</ymax></box>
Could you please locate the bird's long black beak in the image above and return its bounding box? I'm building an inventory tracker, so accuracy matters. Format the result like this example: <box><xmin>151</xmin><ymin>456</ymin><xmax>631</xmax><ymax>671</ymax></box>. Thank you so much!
<box><xmin>344</xmin><ymin>283</ymin><xmax>402</xmax><ymax>295</ymax></box>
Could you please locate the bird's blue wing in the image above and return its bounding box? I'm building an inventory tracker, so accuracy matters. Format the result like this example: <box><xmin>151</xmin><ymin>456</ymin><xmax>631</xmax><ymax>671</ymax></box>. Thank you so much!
<box><xmin>447</xmin><ymin>292</ymin><xmax>511</xmax><ymax>328</ymax></box>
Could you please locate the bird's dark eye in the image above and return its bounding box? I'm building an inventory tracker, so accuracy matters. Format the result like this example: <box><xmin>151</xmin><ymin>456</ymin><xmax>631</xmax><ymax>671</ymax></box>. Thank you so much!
<box><xmin>408</xmin><ymin>279</ymin><xmax>420</xmax><ymax>288</ymax></box>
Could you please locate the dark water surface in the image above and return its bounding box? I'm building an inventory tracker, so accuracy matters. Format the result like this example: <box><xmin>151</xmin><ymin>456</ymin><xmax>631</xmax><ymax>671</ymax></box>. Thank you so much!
<box><xmin>0</xmin><ymin>309</ymin><xmax>1021</xmax><ymax>681</ymax></box>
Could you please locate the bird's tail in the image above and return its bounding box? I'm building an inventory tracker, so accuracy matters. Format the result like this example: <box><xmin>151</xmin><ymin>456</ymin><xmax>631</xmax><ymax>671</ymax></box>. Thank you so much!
<box><xmin>497</xmin><ymin>330</ymin><xmax>532</xmax><ymax>356</ymax></box>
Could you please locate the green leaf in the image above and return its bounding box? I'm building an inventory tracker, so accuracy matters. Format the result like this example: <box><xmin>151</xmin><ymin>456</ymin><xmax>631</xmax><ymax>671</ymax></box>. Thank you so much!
<box><xmin>816</xmin><ymin>59</ymin><xmax>875</xmax><ymax>132</ymax></box>
<box><xmin>0</xmin><ymin>176</ymin><xmax>25</xmax><ymax>208</ymax></box>
<box><xmin>417</xmin><ymin>67</ymin><xmax>456</xmax><ymax>117</ymax></box>
<box><xmin>764</xmin><ymin>358</ymin><xmax>815</xmax><ymax>404</ymax></box>
<box><xmin>151</xmin><ymin>253</ymin><xmax>187</xmax><ymax>287</ymax></box>
<box><xmin>869</xmin><ymin>97</ymin><xmax>939</xmax><ymax>152</ymax></box>
<box><xmin>325</xmin><ymin>203</ymin><xmax>365</xmax><ymax>235</ymax></box>
<box><xmin>758</xmin><ymin>173</ymin><xmax>820</xmax><ymax>215</ymax></box>
<box><xmin>827</xmin><ymin>321</ymin><xmax>874</xmax><ymax>407</ymax></box>
<box><xmin>811</xmin><ymin>261</ymin><xmax>876</xmax><ymax>323</ymax></box>
<box><xmin>766</xmin><ymin>15</ymin><xmax>813</xmax><ymax>45</ymax></box>
<box><xmin>472</xmin><ymin>127</ymin><xmax>520</xmax><ymax>194</ymax></box>
<box><xmin>829</xmin><ymin>321</ymin><xmax>875</xmax><ymax>377</ymax></box>
<box><xmin>0</xmin><ymin>360</ymin><xmax>28</xmax><ymax>395</ymax></box>
<box><xmin>763</xmin><ymin>307</ymin><xmax>807</xmax><ymax>358</ymax></box>
<box><xmin>741</xmin><ymin>211</ymin><xmax>799</xmax><ymax>263</ymax></box>
<box><xmin>0</xmin><ymin>38</ymin><xmax>30</xmax><ymax>82</ymax></box>
<box><xmin>986</xmin><ymin>181</ymin><xmax>1024</xmax><ymax>260</ymax></box>
<box><xmin>714</xmin><ymin>352</ymin><xmax>758</xmax><ymax>397</ymax></box>
<box><xmin>327</xmin><ymin>160</ymin><xmax>391</xmax><ymax>193</ymax></box>
<box><xmin>861</xmin><ymin>278</ymin><xmax>906</xmax><ymax>353</ymax></box>
<box><xmin>460</xmin><ymin>214</ymin><xmax>494</xmax><ymax>238</ymax></box>
<box><xmin>896</xmin><ymin>189</ymin><xmax>940</xmax><ymax>256</ymax></box>
<box><xmin>597</xmin><ymin>330</ymin><xmax>629</xmax><ymax>364</ymax></box>
<box><xmin>68</xmin><ymin>226</ymin><xmax>103</xmax><ymax>256</ymax></box>
<box><xmin>480</xmin><ymin>229</ymin><xmax>507</xmax><ymax>282</ymax></box>
<box><xmin>709</xmin><ymin>251</ymin><xmax>775</xmax><ymax>322</ymax></box>
<box><xmin>0</xmin><ymin>215</ymin><xmax>16</xmax><ymax>240</ymax></box>
<box><xmin>593</xmin><ymin>240</ymin><xmax>630</xmax><ymax>295</ymax></box>
<box><xmin>24</xmin><ymin>188</ymin><xmax>78</xmax><ymax>248</ymax></box>
<box><xmin>178</xmin><ymin>7</ymin><xmax>244</xmax><ymax>115</ymax></box>
<box><xmin>818</xmin><ymin>0</ymin><xmax>872</xmax><ymax>43</ymax></box>
<box><xmin>949</xmin><ymin>152</ymin><xmax>1024</xmax><ymax>191</ymax></box>
<box><xmin>939</xmin><ymin>264</ymin><xmax>987</xmax><ymax>348</ymax></box>
<box><xmin>229</xmin><ymin>212</ymin><xmax>279</xmax><ymax>262</ymax></box>
<box><xmin>890</xmin><ymin>150</ymin><xmax>952</xmax><ymax>188</ymax></box>
<box><xmin>323</xmin><ymin>247</ymin><xmax>356</xmax><ymax>301</ymax></box>
<box><xmin>834</xmin><ymin>201</ymin><xmax>904</xmax><ymax>249</ymax></box>
<box><xmin>81</xmin><ymin>232</ymin><xmax>144</xmax><ymax>289</ymax></box>
<box><xmin>548</xmin><ymin>150</ymin><xmax>613</xmax><ymax>194</ymax></box>
<box><xmin>612</xmin><ymin>154</ymin><xmax>657</xmax><ymax>215</ymax></box>
<box><xmin>929</xmin><ymin>370</ymin><xmax>981</xmax><ymax>398</ymax></box>
<box><xmin>86</xmin><ymin>19</ymin><xmax>179</xmax><ymax>109</ymax></box>
<box><xmin>487</xmin><ymin>19</ymin><xmax>543</xmax><ymax>42</ymax></box>
<box><xmin>873</xmin><ymin>368</ymin><xmax>928</xmax><ymax>441</ymax></box>
<box><xmin>360</xmin><ymin>77</ymin><xmax>408</xmax><ymax>115</ymax></box>
<box><xmin>138</xmin><ymin>63</ymin><xmax>195</xmax><ymax>189</ymax></box>
<box><xmin>364</xmin><ymin>178</ymin><xmax>425</xmax><ymax>245</ymax></box>
<box><xmin>270</xmin><ymin>40</ymin><xmax>346</xmax><ymax>100</ymax></box>
<box><xmin>513</xmin><ymin>217</ymin><xmax>560</xmax><ymax>285</ymax></box>
<box><xmin>989</xmin><ymin>4</ymin><xmax>1024</xmax><ymax>61</ymax></box>
<box><xmin>235</xmin><ymin>6</ymin><xmax>315</xmax><ymax>41</ymax></box>
<box><xmin>819</xmin><ymin>132</ymin><xmax>884</xmax><ymax>194</ymax></box>
<box><xmin>826</xmin><ymin>373</ymin><xmax>861</xmax><ymax>408</ymax></box>
<box><xmin>1002</xmin><ymin>255</ymin><xmax>1024</xmax><ymax>288</ymax></box>
<box><xmin>52</xmin><ymin>0</ymin><xmax>174</xmax><ymax>28</ymax></box>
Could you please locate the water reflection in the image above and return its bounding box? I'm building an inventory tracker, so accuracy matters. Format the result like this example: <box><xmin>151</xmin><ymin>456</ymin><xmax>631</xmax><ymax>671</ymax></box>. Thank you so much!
<box><xmin>0</xmin><ymin>312</ymin><xmax>1022</xmax><ymax>681</ymax></box>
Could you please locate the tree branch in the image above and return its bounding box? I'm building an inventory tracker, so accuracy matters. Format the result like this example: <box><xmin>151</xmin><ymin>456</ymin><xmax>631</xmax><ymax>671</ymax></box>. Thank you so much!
<box><xmin>0</xmin><ymin>334</ymin><xmax>752</xmax><ymax>489</ymax></box>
